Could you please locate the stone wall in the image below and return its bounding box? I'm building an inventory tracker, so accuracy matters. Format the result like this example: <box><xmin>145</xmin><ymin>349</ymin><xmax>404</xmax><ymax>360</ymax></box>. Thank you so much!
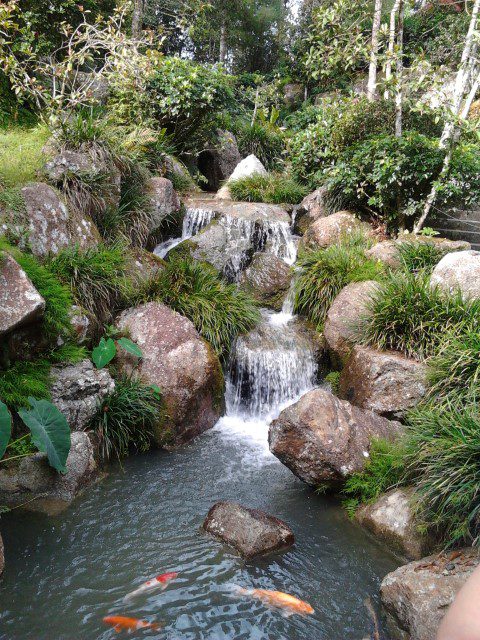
<box><xmin>433</xmin><ymin>206</ymin><xmax>480</xmax><ymax>251</ymax></box>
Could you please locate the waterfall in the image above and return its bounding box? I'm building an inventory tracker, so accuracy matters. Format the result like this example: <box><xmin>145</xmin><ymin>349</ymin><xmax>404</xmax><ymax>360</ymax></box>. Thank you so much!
<box><xmin>226</xmin><ymin>312</ymin><xmax>318</xmax><ymax>421</ymax></box>
<box><xmin>154</xmin><ymin>207</ymin><xmax>215</xmax><ymax>258</ymax></box>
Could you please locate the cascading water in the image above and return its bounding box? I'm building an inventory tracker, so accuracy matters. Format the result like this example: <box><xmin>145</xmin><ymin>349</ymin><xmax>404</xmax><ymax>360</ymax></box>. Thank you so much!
<box><xmin>154</xmin><ymin>207</ymin><xmax>216</xmax><ymax>258</ymax></box>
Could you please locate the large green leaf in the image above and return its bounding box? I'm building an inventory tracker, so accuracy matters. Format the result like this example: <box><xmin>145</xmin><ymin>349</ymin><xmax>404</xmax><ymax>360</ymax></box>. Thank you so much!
<box><xmin>18</xmin><ymin>398</ymin><xmax>71</xmax><ymax>474</ymax></box>
<box><xmin>0</xmin><ymin>401</ymin><xmax>12</xmax><ymax>460</ymax></box>
<box><xmin>92</xmin><ymin>337</ymin><xmax>116</xmax><ymax>369</ymax></box>
<box><xmin>117</xmin><ymin>337</ymin><xmax>143</xmax><ymax>359</ymax></box>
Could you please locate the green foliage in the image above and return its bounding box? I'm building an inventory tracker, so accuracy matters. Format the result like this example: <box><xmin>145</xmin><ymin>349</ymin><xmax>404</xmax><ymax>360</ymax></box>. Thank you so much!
<box><xmin>92</xmin><ymin>336</ymin><xmax>142</xmax><ymax>369</ymax></box>
<box><xmin>0</xmin><ymin>125</ymin><xmax>50</xmax><ymax>187</ymax></box>
<box><xmin>13</xmin><ymin>250</ymin><xmax>73</xmax><ymax>340</ymax></box>
<box><xmin>0</xmin><ymin>401</ymin><xmax>12</xmax><ymax>459</ymax></box>
<box><xmin>139</xmin><ymin>256</ymin><xmax>260</xmax><ymax>357</ymax></box>
<box><xmin>427</xmin><ymin>330</ymin><xmax>480</xmax><ymax>405</ymax></box>
<box><xmin>112</xmin><ymin>160</ymin><xmax>153</xmax><ymax>248</ymax></box>
<box><xmin>54</xmin><ymin>108</ymin><xmax>111</xmax><ymax>151</ymax></box>
<box><xmin>5</xmin><ymin>434</ymin><xmax>35</xmax><ymax>457</ymax></box>
<box><xmin>398</xmin><ymin>241</ymin><xmax>446</xmax><ymax>275</ymax></box>
<box><xmin>294</xmin><ymin>233</ymin><xmax>382</xmax><ymax>330</ymax></box>
<box><xmin>0</xmin><ymin>187</ymin><xmax>26</xmax><ymax>215</ymax></box>
<box><xmin>233</xmin><ymin>120</ymin><xmax>285</xmax><ymax>171</ymax></box>
<box><xmin>228</xmin><ymin>173</ymin><xmax>308</xmax><ymax>205</ymax></box>
<box><xmin>406</xmin><ymin>403</ymin><xmax>480</xmax><ymax>546</ymax></box>
<box><xmin>144</xmin><ymin>58</ymin><xmax>234</xmax><ymax>151</ymax></box>
<box><xmin>342</xmin><ymin>438</ymin><xmax>406</xmax><ymax>516</ymax></box>
<box><xmin>0</xmin><ymin>360</ymin><xmax>52</xmax><ymax>410</ymax></box>
<box><xmin>18</xmin><ymin>398</ymin><xmax>71</xmax><ymax>473</ymax></box>
<box><xmin>47</xmin><ymin>243</ymin><xmax>129</xmax><ymax>322</ymax></box>
<box><xmin>357</xmin><ymin>271</ymin><xmax>480</xmax><ymax>360</ymax></box>
<box><xmin>324</xmin><ymin>371</ymin><xmax>341</xmax><ymax>394</ymax></box>
<box><xmin>89</xmin><ymin>376</ymin><xmax>163</xmax><ymax>460</ymax></box>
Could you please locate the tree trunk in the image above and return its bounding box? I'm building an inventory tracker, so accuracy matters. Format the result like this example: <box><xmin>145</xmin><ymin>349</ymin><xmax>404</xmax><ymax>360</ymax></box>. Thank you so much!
<box><xmin>131</xmin><ymin>0</ymin><xmax>144</xmax><ymax>38</ymax></box>
<box><xmin>394</xmin><ymin>0</ymin><xmax>405</xmax><ymax>137</ymax></box>
<box><xmin>414</xmin><ymin>0</ymin><xmax>480</xmax><ymax>234</ymax></box>
<box><xmin>385</xmin><ymin>0</ymin><xmax>401</xmax><ymax>99</ymax></box>
<box><xmin>367</xmin><ymin>0</ymin><xmax>383</xmax><ymax>101</ymax></box>
<box><xmin>219</xmin><ymin>21</ymin><xmax>227</xmax><ymax>65</ymax></box>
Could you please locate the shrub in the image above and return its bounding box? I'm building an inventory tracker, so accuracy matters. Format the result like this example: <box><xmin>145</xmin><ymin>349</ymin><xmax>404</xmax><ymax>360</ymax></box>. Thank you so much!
<box><xmin>144</xmin><ymin>58</ymin><xmax>234</xmax><ymax>152</ymax></box>
<box><xmin>398</xmin><ymin>240</ymin><xmax>446</xmax><ymax>275</ymax></box>
<box><xmin>342</xmin><ymin>438</ymin><xmax>406</xmax><ymax>517</ymax></box>
<box><xmin>294</xmin><ymin>233</ymin><xmax>382</xmax><ymax>330</ymax></box>
<box><xmin>0</xmin><ymin>124</ymin><xmax>50</xmax><ymax>187</ymax></box>
<box><xmin>234</xmin><ymin>121</ymin><xmax>285</xmax><ymax>171</ymax></box>
<box><xmin>427</xmin><ymin>330</ymin><xmax>480</xmax><ymax>405</ymax></box>
<box><xmin>406</xmin><ymin>403</ymin><xmax>480</xmax><ymax>546</ymax></box>
<box><xmin>55</xmin><ymin>108</ymin><xmax>110</xmax><ymax>150</ymax></box>
<box><xmin>111</xmin><ymin>160</ymin><xmax>153</xmax><ymax>248</ymax></box>
<box><xmin>139</xmin><ymin>256</ymin><xmax>260</xmax><ymax>357</ymax></box>
<box><xmin>356</xmin><ymin>271</ymin><xmax>480</xmax><ymax>360</ymax></box>
<box><xmin>89</xmin><ymin>376</ymin><xmax>164</xmax><ymax>461</ymax></box>
<box><xmin>229</xmin><ymin>173</ymin><xmax>308</xmax><ymax>205</ymax></box>
<box><xmin>46</xmin><ymin>243</ymin><xmax>129</xmax><ymax>323</ymax></box>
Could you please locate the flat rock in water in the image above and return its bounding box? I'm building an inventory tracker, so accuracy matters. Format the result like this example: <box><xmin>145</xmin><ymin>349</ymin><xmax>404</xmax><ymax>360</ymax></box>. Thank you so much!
<box><xmin>202</xmin><ymin>501</ymin><xmax>294</xmax><ymax>559</ymax></box>
<box><xmin>269</xmin><ymin>388</ymin><xmax>402</xmax><ymax>488</ymax></box>
<box><xmin>238</xmin><ymin>253</ymin><xmax>292</xmax><ymax>311</ymax></box>
<box><xmin>381</xmin><ymin>548</ymin><xmax>480</xmax><ymax>640</ymax></box>
<box><xmin>0</xmin><ymin>253</ymin><xmax>45</xmax><ymax>337</ymax></box>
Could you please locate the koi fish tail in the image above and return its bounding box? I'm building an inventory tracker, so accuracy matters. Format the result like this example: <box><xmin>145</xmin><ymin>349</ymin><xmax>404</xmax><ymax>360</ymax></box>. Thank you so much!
<box><xmin>149</xmin><ymin>623</ymin><xmax>162</xmax><ymax>631</ymax></box>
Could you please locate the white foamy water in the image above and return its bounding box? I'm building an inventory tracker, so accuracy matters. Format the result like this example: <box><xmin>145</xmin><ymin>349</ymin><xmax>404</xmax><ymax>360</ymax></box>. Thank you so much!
<box><xmin>154</xmin><ymin>207</ymin><xmax>216</xmax><ymax>258</ymax></box>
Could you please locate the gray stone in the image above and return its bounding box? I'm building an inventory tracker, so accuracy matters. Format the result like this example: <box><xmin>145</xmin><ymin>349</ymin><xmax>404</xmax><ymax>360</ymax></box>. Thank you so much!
<box><xmin>366</xmin><ymin>240</ymin><xmax>403</xmax><ymax>269</ymax></box>
<box><xmin>0</xmin><ymin>432</ymin><xmax>99</xmax><ymax>515</ymax></box>
<box><xmin>295</xmin><ymin>187</ymin><xmax>329</xmax><ymax>235</ymax></box>
<box><xmin>116</xmin><ymin>302</ymin><xmax>224</xmax><ymax>446</ymax></box>
<box><xmin>198</xmin><ymin>130</ymin><xmax>242</xmax><ymax>191</ymax></box>
<box><xmin>430</xmin><ymin>250</ymin><xmax>480</xmax><ymax>300</ymax></box>
<box><xmin>301</xmin><ymin>211</ymin><xmax>375</xmax><ymax>251</ymax></box>
<box><xmin>339</xmin><ymin>346</ymin><xmax>427</xmax><ymax>418</ymax></box>
<box><xmin>356</xmin><ymin>489</ymin><xmax>431</xmax><ymax>560</ymax></box>
<box><xmin>284</xmin><ymin>83</ymin><xmax>304</xmax><ymax>107</ymax></box>
<box><xmin>203</xmin><ymin>501</ymin><xmax>295</xmax><ymax>559</ymax></box>
<box><xmin>381</xmin><ymin>548</ymin><xmax>480</xmax><ymax>640</ymax></box>
<box><xmin>50</xmin><ymin>360</ymin><xmax>115</xmax><ymax>431</ymax></box>
<box><xmin>69</xmin><ymin>305</ymin><xmax>90</xmax><ymax>344</ymax></box>
<box><xmin>0</xmin><ymin>532</ymin><xmax>3</xmax><ymax>576</ymax></box>
<box><xmin>146</xmin><ymin>177</ymin><xmax>181</xmax><ymax>234</ymax></box>
<box><xmin>0</xmin><ymin>253</ymin><xmax>45</xmax><ymax>337</ymax></box>
<box><xmin>239</xmin><ymin>253</ymin><xmax>292</xmax><ymax>311</ymax></box>
<box><xmin>269</xmin><ymin>388</ymin><xmax>402</xmax><ymax>488</ymax></box>
<box><xmin>324</xmin><ymin>281</ymin><xmax>379</xmax><ymax>367</ymax></box>
<box><xmin>216</xmin><ymin>154</ymin><xmax>268</xmax><ymax>200</ymax></box>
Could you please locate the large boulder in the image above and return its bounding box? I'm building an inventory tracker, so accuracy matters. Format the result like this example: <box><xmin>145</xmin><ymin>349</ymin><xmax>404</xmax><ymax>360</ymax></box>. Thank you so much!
<box><xmin>339</xmin><ymin>346</ymin><xmax>427</xmax><ymax>419</ymax></box>
<box><xmin>381</xmin><ymin>549</ymin><xmax>480</xmax><ymax>640</ymax></box>
<box><xmin>0</xmin><ymin>532</ymin><xmax>3</xmax><ymax>576</ymax></box>
<box><xmin>50</xmin><ymin>360</ymin><xmax>115</xmax><ymax>432</ymax></box>
<box><xmin>146</xmin><ymin>177</ymin><xmax>181</xmax><ymax>234</ymax></box>
<box><xmin>430</xmin><ymin>250</ymin><xmax>480</xmax><ymax>300</ymax></box>
<box><xmin>198</xmin><ymin>130</ymin><xmax>242</xmax><ymax>192</ymax></box>
<box><xmin>324</xmin><ymin>281</ymin><xmax>378</xmax><ymax>367</ymax></box>
<box><xmin>0</xmin><ymin>253</ymin><xmax>45</xmax><ymax>337</ymax></box>
<box><xmin>294</xmin><ymin>187</ymin><xmax>329</xmax><ymax>235</ymax></box>
<box><xmin>239</xmin><ymin>253</ymin><xmax>292</xmax><ymax>311</ymax></box>
<box><xmin>202</xmin><ymin>501</ymin><xmax>295</xmax><ymax>559</ymax></box>
<box><xmin>301</xmin><ymin>211</ymin><xmax>374</xmax><ymax>251</ymax></box>
<box><xmin>269</xmin><ymin>388</ymin><xmax>402</xmax><ymax>488</ymax></box>
<box><xmin>116</xmin><ymin>302</ymin><xmax>224</xmax><ymax>446</ymax></box>
<box><xmin>0</xmin><ymin>432</ymin><xmax>98</xmax><ymax>515</ymax></box>
<box><xmin>355</xmin><ymin>489</ymin><xmax>431</xmax><ymax>560</ymax></box>
<box><xmin>0</xmin><ymin>183</ymin><xmax>100</xmax><ymax>258</ymax></box>
<box><xmin>216</xmin><ymin>154</ymin><xmax>268</xmax><ymax>200</ymax></box>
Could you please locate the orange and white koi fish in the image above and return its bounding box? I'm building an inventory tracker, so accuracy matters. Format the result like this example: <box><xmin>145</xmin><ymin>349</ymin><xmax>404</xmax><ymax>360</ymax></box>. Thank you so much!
<box><xmin>123</xmin><ymin>572</ymin><xmax>178</xmax><ymax>601</ymax></box>
<box><xmin>103</xmin><ymin>615</ymin><xmax>161</xmax><ymax>633</ymax></box>
<box><xmin>234</xmin><ymin>586</ymin><xmax>314</xmax><ymax>617</ymax></box>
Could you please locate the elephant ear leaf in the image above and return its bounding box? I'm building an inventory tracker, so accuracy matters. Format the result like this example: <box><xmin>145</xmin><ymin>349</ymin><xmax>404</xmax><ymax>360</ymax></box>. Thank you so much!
<box><xmin>0</xmin><ymin>401</ymin><xmax>12</xmax><ymax>460</ymax></box>
<box><xmin>117</xmin><ymin>337</ymin><xmax>143</xmax><ymax>358</ymax></box>
<box><xmin>18</xmin><ymin>398</ymin><xmax>71</xmax><ymax>474</ymax></box>
<box><xmin>92</xmin><ymin>337</ymin><xmax>117</xmax><ymax>369</ymax></box>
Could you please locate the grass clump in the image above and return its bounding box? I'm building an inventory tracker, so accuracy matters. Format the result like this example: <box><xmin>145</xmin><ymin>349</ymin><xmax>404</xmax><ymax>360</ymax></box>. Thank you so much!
<box><xmin>342</xmin><ymin>438</ymin><xmax>406</xmax><ymax>518</ymax></box>
<box><xmin>0</xmin><ymin>125</ymin><xmax>50</xmax><ymax>187</ymax></box>
<box><xmin>357</xmin><ymin>271</ymin><xmax>480</xmax><ymax>360</ymax></box>
<box><xmin>324</xmin><ymin>371</ymin><xmax>341</xmax><ymax>394</ymax></box>
<box><xmin>89</xmin><ymin>376</ymin><xmax>164</xmax><ymax>461</ymax></box>
<box><xmin>47</xmin><ymin>243</ymin><xmax>130</xmax><ymax>323</ymax></box>
<box><xmin>0</xmin><ymin>359</ymin><xmax>52</xmax><ymax>409</ymax></box>
<box><xmin>139</xmin><ymin>256</ymin><xmax>260</xmax><ymax>357</ymax></box>
<box><xmin>406</xmin><ymin>403</ymin><xmax>480</xmax><ymax>546</ymax></box>
<box><xmin>294</xmin><ymin>233</ymin><xmax>382</xmax><ymax>330</ymax></box>
<box><xmin>398</xmin><ymin>240</ymin><xmax>446</xmax><ymax>275</ymax></box>
<box><xmin>228</xmin><ymin>173</ymin><xmax>308</xmax><ymax>205</ymax></box>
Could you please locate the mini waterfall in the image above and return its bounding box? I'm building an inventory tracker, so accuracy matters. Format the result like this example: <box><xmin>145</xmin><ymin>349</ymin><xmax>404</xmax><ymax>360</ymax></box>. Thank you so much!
<box><xmin>226</xmin><ymin>311</ymin><xmax>318</xmax><ymax>421</ymax></box>
<box><xmin>154</xmin><ymin>207</ymin><xmax>215</xmax><ymax>258</ymax></box>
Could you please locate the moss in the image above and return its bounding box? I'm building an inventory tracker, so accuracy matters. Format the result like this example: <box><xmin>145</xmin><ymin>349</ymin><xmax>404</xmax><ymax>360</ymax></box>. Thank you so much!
<box><xmin>0</xmin><ymin>125</ymin><xmax>51</xmax><ymax>187</ymax></box>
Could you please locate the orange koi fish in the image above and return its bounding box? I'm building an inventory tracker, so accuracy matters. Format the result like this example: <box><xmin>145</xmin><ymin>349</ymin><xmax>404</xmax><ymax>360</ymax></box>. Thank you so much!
<box><xmin>124</xmin><ymin>572</ymin><xmax>178</xmax><ymax>601</ymax></box>
<box><xmin>234</xmin><ymin>586</ymin><xmax>314</xmax><ymax>617</ymax></box>
<box><xmin>103</xmin><ymin>615</ymin><xmax>161</xmax><ymax>633</ymax></box>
